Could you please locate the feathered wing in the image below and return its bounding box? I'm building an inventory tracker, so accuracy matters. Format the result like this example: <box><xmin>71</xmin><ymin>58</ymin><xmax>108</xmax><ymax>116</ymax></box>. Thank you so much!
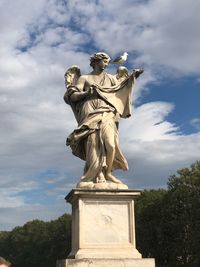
<box><xmin>112</xmin><ymin>56</ymin><xmax>121</xmax><ymax>63</ymax></box>
<box><xmin>64</xmin><ymin>65</ymin><xmax>81</xmax><ymax>88</ymax></box>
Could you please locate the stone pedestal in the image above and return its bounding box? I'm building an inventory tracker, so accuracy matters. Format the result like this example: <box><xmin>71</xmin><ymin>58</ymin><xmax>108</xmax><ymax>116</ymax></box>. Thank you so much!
<box><xmin>57</xmin><ymin>189</ymin><xmax>155</xmax><ymax>267</ymax></box>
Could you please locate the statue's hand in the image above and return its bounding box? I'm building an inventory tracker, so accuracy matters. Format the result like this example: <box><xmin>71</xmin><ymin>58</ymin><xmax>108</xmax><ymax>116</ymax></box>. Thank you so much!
<box><xmin>86</xmin><ymin>86</ymin><xmax>94</xmax><ymax>96</ymax></box>
<box><xmin>134</xmin><ymin>68</ymin><xmax>144</xmax><ymax>78</ymax></box>
<box><xmin>139</xmin><ymin>68</ymin><xmax>144</xmax><ymax>74</ymax></box>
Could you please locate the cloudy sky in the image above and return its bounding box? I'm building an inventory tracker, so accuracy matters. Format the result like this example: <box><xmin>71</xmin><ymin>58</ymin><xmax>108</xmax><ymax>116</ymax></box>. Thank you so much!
<box><xmin>0</xmin><ymin>0</ymin><xmax>200</xmax><ymax>230</ymax></box>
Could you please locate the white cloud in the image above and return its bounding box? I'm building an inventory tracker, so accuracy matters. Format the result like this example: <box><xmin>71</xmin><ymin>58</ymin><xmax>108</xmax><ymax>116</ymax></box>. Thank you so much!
<box><xmin>0</xmin><ymin>202</ymin><xmax>69</xmax><ymax>230</ymax></box>
<box><xmin>117</xmin><ymin>101</ymin><xmax>200</xmax><ymax>188</ymax></box>
<box><xmin>190</xmin><ymin>118</ymin><xmax>200</xmax><ymax>131</ymax></box>
<box><xmin>0</xmin><ymin>180</ymin><xmax>38</xmax><ymax>209</ymax></box>
<box><xmin>121</xmin><ymin>132</ymin><xmax>200</xmax><ymax>189</ymax></box>
<box><xmin>1</xmin><ymin>0</ymin><xmax>200</xmax><ymax>76</ymax></box>
<box><xmin>121</xmin><ymin>101</ymin><xmax>179</xmax><ymax>141</ymax></box>
<box><xmin>61</xmin><ymin>0</ymin><xmax>200</xmax><ymax>75</ymax></box>
<box><xmin>0</xmin><ymin>0</ymin><xmax>200</xmax><ymax>230</ymax></box>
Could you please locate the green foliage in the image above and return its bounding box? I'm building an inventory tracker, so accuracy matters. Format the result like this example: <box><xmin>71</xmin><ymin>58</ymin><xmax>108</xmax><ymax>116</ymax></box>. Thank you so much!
<box><xmin>161</xmin><ymin>162</ymin><xmax>200</xmax><ymax>267</ymax></box>
<box><xmin>0</xmin><ymin>214</ymin><xmax>71</xmax><ymax>267</ymax></box>
<box><xmin>136</xmin><ymin>161</ymin><xmax>200</xmax><ymax>267</ymax></box>
<box><xmin>135</xmin><ymin>189</ymin><xmax>167</xmax><ymax>261</ymax></box>
<box><xmin>168</xmin><ymin>161</ymin><xmax>200</xmax><ymax>189</ymax></box>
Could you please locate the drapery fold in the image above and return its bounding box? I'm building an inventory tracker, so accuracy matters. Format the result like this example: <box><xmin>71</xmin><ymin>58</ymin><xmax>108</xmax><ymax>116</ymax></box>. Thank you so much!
<box><xmin>65</xmin><ymin>72</ymin><xmax>135</xmax><ymax>181</ymax></box>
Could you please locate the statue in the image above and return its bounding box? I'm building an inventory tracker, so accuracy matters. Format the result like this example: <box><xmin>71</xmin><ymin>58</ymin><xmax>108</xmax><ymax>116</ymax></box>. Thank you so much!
<box><xmin>64</xmin><ymin>52</ymin><xmax>143</xmax><ymax>189</ymax></box>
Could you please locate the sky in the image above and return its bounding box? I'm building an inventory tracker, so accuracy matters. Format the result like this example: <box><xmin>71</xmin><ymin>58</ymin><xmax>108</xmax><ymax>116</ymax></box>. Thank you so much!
<box><xmin>0</xmin><ymin>0</ymin><xmax>200</xmax><ymax>230</ymax></box>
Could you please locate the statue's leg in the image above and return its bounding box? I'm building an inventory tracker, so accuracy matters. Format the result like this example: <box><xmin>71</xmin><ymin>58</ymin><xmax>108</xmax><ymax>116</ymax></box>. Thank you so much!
<box><xmin>80</xmin><ymin>131</ymin><xmax>104</xmax><ymax>182</ymax></box>
<box><xmin>103</xmin><ymin>120</ymin><xmax>122</xmax><ymax>184</ymax></box>
<box><xmin>96</xmin><ymin>171</ymin><xmax>106</xmax><ymax>183</ymax></box>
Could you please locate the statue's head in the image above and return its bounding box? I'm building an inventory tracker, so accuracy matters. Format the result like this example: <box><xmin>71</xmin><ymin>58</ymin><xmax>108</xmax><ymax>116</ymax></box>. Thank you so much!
<box><xmin>90</xmin><ymin>52</ymin><xmax>111</xmax><ymax>69</ymax></box>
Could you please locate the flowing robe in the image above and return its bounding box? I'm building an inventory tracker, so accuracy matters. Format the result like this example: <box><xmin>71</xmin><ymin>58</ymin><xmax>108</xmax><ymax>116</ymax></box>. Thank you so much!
<box><xmin>65</xmin><ymin>72</ymin><xmax>135</xmax><ymax>182</ymax></box>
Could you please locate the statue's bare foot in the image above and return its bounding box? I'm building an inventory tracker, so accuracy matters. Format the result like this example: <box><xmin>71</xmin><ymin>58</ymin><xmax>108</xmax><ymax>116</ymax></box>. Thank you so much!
<box><xmin>96</xmin><ymin>172</ymin><xmax>106</xmax><ymax>183</ymax></box>
<box><xmin>106</xmin><ymin>173</ymin><xmax>123</xmax><ymax>184</ymax></box>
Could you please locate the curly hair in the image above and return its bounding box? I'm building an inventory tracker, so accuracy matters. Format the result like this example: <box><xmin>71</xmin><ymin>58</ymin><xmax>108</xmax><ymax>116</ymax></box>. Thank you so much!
<box><xmin>90</xmin><ymin>52</ymin><xmax>111</xmax><ymax>68</ymax></box>
<box><xmin>0</xmin><ymin>257</ymin><xmax>11</xmax><ymax>266</ymax></box>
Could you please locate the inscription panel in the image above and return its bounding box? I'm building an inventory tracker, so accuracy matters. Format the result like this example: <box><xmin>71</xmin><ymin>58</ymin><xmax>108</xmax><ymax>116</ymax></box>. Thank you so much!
<box><xmin>83</xmin><ymin>201</ymin><xmax>131</xmax><ymax>244</ymax></box>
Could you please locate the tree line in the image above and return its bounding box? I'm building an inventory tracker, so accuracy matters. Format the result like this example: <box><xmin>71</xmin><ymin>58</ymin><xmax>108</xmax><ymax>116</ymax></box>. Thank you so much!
<box><xmin>0</xmin><ymin>162</ymin><xmax>200</xmax><ymax>267</ymax></box>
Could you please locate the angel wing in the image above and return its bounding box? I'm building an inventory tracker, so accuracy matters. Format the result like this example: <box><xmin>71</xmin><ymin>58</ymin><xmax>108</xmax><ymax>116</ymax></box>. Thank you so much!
<box><xmin>64</xmin><ymin>65</ymin><xmax>81</xmax><ymax>88</ymax></box>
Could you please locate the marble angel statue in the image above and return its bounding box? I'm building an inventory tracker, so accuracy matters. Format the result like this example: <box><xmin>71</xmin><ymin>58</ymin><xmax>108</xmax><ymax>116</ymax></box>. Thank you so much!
<box><xmin>64</xmin><ymin>52</ymin><xmax>144</xmax><ymax>189</ymax></box>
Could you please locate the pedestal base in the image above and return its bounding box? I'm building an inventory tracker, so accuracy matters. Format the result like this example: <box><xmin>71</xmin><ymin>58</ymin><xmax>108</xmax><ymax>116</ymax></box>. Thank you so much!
<box><xmin>57</xmin><ymin>189</ymin><xmax>155</xmax><ymax>267</ymax></box>
<box><xmin>57</xmin><ymin>258</ymin><xmax>155</xmax><ymax>267</ymax></box>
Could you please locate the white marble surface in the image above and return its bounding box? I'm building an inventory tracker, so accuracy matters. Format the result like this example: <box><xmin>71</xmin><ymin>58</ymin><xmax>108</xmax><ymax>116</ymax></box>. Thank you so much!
<box><xmin>57</xmin><ymin>258</ymin><xmax>155</xmax><ymax>267</ymax></box>
<box><xmin>67</xmin><ymin>189</ymin><xmax>142</xmax><ymax>259</ymax></box>
<box><xmin>77</xmin><ymin>181</ymin><xmax>128</xmax><ymax>190</ymax></box>
<box><xmin>58</xmin><ymin>189</ymin><xmax>155</xmax><ymax>266</ymax></box>
<box><xmin>84</xmin><ymin>202</ymin><xmax>129</xmax><ymax>244</ymax></box>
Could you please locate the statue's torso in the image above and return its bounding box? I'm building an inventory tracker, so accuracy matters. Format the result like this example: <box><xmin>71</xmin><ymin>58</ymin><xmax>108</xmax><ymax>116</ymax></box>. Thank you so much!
<box><xmin>77</xmin><ymin>72</ymin><xmax>116</xmax><ymax>123</ymax></box>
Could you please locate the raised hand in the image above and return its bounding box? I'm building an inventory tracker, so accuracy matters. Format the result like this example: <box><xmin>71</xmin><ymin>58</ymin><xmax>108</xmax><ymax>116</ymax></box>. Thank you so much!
<box><xmin>134</xmin><ymin>68</ymin><xmax>144</xmax><ymax>78</ymax></box>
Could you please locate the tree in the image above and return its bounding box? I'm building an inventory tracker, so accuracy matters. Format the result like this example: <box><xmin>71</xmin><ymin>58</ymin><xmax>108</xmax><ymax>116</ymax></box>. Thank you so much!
<box><xmin>0</xmin><ymin>214</ymin><xmax>71</xmax><ymax>267</ymax></box>
<box><xmin>161</xmin><ymin>161</ymin><xmax>200</xmax><ymax>267</ymax></box>
<box><xmin>135</xmin><ymin>161</ymin><xmax>200</xmax><ymax>267</ymax></box>
<box><xmin>135</xmin><ymin>189</ymin><xmax>167</xmax><ymax>263</ymax></box>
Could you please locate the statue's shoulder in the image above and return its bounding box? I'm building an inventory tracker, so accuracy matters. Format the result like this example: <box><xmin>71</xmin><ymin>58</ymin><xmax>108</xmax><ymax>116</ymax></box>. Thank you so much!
<box><xmin>106</xmin><ymin>72</ymin><xmax>117</xmax><ymax>85</ymax></box>
<box><xmin>79</xmin><ymin>74</ymin><xmax>89</xmax><ymax>80</ymax></box>
<box><xmin>78</xmin><ymin>73</ymin><xmax>94</xmax><ymax>83</ymax></box>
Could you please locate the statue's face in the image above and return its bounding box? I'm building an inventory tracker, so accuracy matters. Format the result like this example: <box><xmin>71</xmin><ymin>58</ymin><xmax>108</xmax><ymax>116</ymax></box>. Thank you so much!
<box><xmin>97</xmin><ymin>58</ymin><xmax>109</xmax><ymax>70</ymax></box>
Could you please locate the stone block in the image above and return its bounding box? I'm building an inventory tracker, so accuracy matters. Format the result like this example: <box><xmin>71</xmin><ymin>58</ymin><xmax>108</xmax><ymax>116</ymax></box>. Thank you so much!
<box><xmin>57</xmin><ymin>258</ymin><xmax>155</xmax><ymax>267</ymax></box>
<box><xmin>57</xmin><ymin>189</ymin><xmax>155</xmax><ymax>267</ymax></box>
